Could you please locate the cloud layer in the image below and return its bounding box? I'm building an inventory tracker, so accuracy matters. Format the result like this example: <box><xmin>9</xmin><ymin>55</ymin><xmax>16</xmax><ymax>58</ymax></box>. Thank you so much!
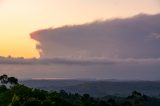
<box><xmin>31</xmin><ymin>14</ymin><xmax>160</xmax><ymax>59</ymax></box>
<box><xmin>1</xmin><ymin>57</ymin><xmax>160</xmax><ymax>65</ymax></box>
<box><xmin>0</xmin><ymin>57</ymin><xmax>160</xmax><ymax>80</ymax></box>
<box><xmin>1</xmin><ymin>14</ymin><xmax>160</xmax><ymax>80</ymax></box>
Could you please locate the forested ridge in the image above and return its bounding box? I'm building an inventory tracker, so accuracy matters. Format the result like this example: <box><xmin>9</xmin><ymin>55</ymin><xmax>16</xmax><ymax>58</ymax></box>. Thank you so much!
<box><xmin>0</xmin><ymin>75</ymin><xmax>160</xmax><ymax>106</ymax></box>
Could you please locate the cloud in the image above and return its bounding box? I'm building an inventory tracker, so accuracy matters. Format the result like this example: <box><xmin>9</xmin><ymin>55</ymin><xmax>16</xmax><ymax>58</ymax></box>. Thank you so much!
<box><xmin>1</xmin><ymin>56</ymin><xmax>160</xmax><ymax>80</ymax></box>
<box><xmin>150</xmin><ymin>33</ymin><xmax>160</xmax><ymax>39</ymax></box>
<box><xmin>0</xmin><ymin>57</ymin><xmax>160</xmax><ymax>80</ymax></box>
<box><xmin>1</xmin><ymin>56</ymin><xmax>160</xmax><ymax>65</ymax></box>
<box><xmin>31</xmin><ymin>13</ymin><xmax>160</xmax><ymax>59</ymax></box>
<box><xmin>1</xmin><ymin>14</ymin><xmax>160</xmax><ymax>80</ymax></box>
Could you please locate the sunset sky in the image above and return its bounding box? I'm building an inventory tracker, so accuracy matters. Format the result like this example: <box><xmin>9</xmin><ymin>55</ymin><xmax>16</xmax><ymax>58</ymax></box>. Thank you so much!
<box><xmin>0</xmin><ymin>0</ymin><xmax>160</xmax><ymax>58</ymax></box>
<box><xmin>0</xmin><ymin>0</ymin><xmax>160</xmax><ymax>79</ymax></box>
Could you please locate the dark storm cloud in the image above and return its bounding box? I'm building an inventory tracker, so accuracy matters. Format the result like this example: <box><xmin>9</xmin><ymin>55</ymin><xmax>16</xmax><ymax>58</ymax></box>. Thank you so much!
<box><xmin>31</xmin><ymin>13</ymin><xmax>160</xmax><ymax>59</ymax></box>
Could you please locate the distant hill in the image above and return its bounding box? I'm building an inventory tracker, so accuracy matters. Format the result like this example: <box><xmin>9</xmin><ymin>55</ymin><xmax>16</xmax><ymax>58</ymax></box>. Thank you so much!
<box><xmin>20</xmin><ymin>80</ymin><xmax>160</xmax><ymax>97</ymax></box>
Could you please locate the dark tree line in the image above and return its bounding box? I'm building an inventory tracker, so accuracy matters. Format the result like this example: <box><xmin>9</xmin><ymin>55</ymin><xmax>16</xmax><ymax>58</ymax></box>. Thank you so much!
<box><xmin>0</xmin><ymin>75</ymin><xmax>160</xmax><ymax>106</ymax></box>
<box><xmin>0</xmin><ymin>74</ymin><xmax>18</xmax><ymax>86</ymax></box>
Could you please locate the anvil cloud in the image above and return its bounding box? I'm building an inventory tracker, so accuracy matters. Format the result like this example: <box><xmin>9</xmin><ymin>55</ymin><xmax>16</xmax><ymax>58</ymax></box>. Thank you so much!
<box><xmin>31</xmin><ymin>14</ymin><xmax>160</xmax><ymax>59</ymax></box>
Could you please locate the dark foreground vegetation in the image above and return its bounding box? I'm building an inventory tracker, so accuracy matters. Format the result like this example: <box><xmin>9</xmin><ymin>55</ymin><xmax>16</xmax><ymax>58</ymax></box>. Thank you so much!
<box><xmin>0</xmin><ymin>75</ymin><xmax>160</xmax><ymax>106</ymax></box>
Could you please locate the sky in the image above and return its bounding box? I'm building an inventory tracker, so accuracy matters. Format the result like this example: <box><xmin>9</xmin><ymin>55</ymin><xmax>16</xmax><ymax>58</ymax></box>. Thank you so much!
<box><xmin>0</xmin><ymin>0</ymin><xmax>160</xmax><ymax>80</ymax></box>
<box><xmin>0</xmin><ymin>0</ymin><xmax>160</xmax><ymax>58</ymax></box>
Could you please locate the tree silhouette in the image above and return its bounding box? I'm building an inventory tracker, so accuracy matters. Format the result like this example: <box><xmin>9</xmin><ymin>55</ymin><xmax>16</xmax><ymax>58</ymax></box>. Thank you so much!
<box><xmin>0</xmin><ymin>74</ymin><xmax>18</xmax><ymax>86</ymax></box>
<box><xmin>8</xmin><ymin>77</ymin><xmax>18</xmax><ymax>85</ymax></box>
<box><xmin>0</xmin><ymin>74</ymin><xmax>8</xmax><ymax>85</ymax></box>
